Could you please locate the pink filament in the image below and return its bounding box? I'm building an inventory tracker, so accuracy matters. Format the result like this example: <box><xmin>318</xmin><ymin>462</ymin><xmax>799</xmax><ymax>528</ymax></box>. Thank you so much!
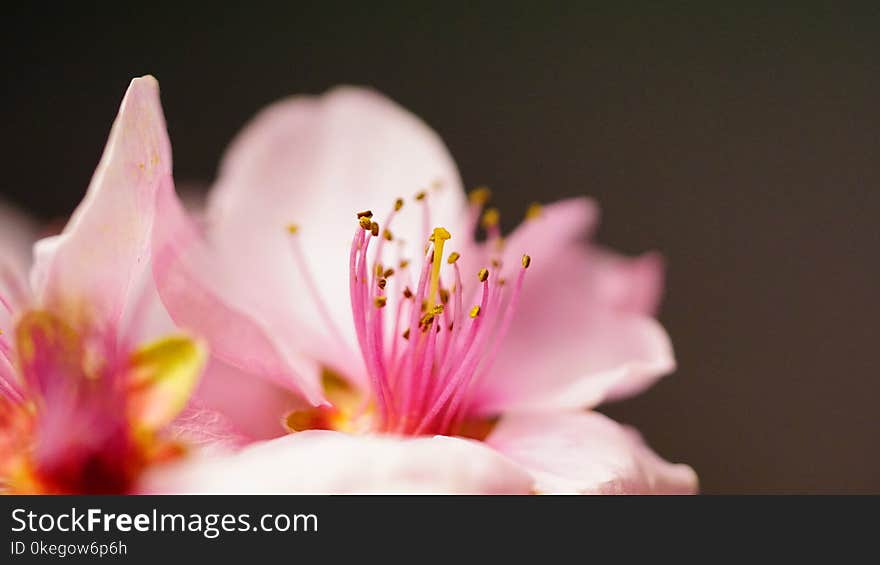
<box><xmin>346</xmin><ymin>202</ymin><xmax>528</xmax><ymax>436</ymax></box>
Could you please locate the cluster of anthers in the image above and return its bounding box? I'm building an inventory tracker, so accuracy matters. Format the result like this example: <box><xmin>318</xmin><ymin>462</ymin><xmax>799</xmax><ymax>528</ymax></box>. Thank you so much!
<box><xmin>287</xmin><ymin>188</ymin><xmax>533</xmax><ymax>437</ymax></box>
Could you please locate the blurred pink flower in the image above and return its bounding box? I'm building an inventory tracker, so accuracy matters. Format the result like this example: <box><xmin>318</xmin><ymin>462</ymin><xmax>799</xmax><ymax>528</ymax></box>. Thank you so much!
<box><xmin>147</xmin><ymin>86</ymin><xmax>697</xmax><ymax>494</ymax></box>
<box><xmin>0</xmin><ymin>77</ymin><xmax>223</xmax><ymax>493</ymax></box>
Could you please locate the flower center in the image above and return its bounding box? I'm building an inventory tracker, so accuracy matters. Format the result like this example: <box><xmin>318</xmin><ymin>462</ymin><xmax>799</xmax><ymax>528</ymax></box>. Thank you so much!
<box><xmin>0</xmin><ymin>311</ymin><xmax>199</xmax><ymax>493</ymax></box>
<box><xmin>286</xmin><ymin>189</ymin><xmax>530</xmax><ymax>437</ymax></box>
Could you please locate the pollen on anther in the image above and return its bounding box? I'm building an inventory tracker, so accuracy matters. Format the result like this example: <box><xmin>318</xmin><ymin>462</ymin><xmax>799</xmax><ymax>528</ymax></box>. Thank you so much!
<box><xmin>358</xmin><ymin>216</ymin><xmax>372</xmax><ymax>230</ymax></box>
<box><xmin>522</xmin><ymin>254</ymin><xmax>532</xmax><ymax>269</ymax></box>
<box><xmin>470</xmin><ymin>305</ymin><xmax>481</xmax><ymax>318</ymax></box>
<box><xmin>374</xmin><ymin>296</ymin><xmax>388</xmax><ymax>308</ymax></box>
<box><xmin>468</xmin><ymin>186</ymin><xmax>492</xmax><ymax>206</ymax></box>
<box><xmin>370</xmin><ymin>222</ymin><xmax>380</xmax><ymax>237</ymax></box>
<box><xmin>478</xmin><ymin>268</ymin><xmax>489</xmax><ymax>282</ymax></box>
<box><xmin>415</xmin><ymin>191</ymin><xmax>427</xmax><ymax>201</ymax></box>
<box><xmin>383</xmin><ymin>229</ymin><xmax>393</xmax><ymax>241</ymax></box>
<box><xmin>481</xmin><ymin>208</ymin><xmax>500</xmax><ymax>229</ymax></box>
<box><xmin>383</xmin><ymin>268</ymin><xmax>395</xmax><ymax>278</ymax></box>
<box><xmin>399</xmin><ymin>259</ymin><xmax>410</xmax><ymax>269</ymax></box>
<box><xmin>447</xmin><ymin>251</ymin><xmax>461</xmax><ymax>264</ymax></box>
<box><xmin>394</xmin><ymin>198</ymin><xmax>404</xmax><ymax>211</ymax></box>
<box><xmin>525</xmin><ymin>202</ymin><xmax>543</xmax><ymax>220</ymax></box>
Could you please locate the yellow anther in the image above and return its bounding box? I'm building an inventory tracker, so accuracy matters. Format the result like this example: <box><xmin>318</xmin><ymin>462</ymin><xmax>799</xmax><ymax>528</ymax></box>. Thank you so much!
<box><xmin>415</xmin><ymin>191</ymin><xmax>427</xmax><ymax>201</ymax></box>
<box><xmin>522</xmin><ymin>254</ymin><xmax>532</xmax><ymax>269</ymax></box>
<box><xmin>383</xmin><ymin>228</ymin><xmax>393</xmax><ymax>241</ymax></box>
<box><xmin>468</xmin><ymin>186</ymin><xmax>492</xmax><ymax>206</ymax></box>
<box><xmin>478</xmin><ymin>268</ymin><xmax>489</xmax><ymax>283</ymax></box>
<box><xmin>399</xmin><ymin>259</ymin><xmax>410</xmax><ymax>269</ymax></box>
<box><xmin>447</xmin><ymin>251</ymin><xmax>460</xmax><ymax>264</ymax></box>
<box><xmin>491</xmin><ymin>258</ymin><xmax>501</xmax><ymax>268</ymax></box>
<box><xmin>420</xmin><ymin>312</ymin><xmax>435</xmax><ymax>330</ymax></box>
<box><xmin>427</xmin><ymin>227</ymin><xmax>451</xmax><ymax>310</ymax></box>
<box><xmin>375</xmin><ymin>264</ymin><xmax>384</xmax><ymax>278</ymax></box>
<box><xmin>431</xmin><ymin>304</ymin><xmax>445</xmax><ymax>316</ymax></box>
<box><xmin>394</xmin><ymin>198</ymin><xmax>404</xmax><ymax>211</ymax></box>
<box><xmin>469</xmin><ymin>305</ymin><xmax>481</xmax><ymax>318</ymax></box>
<box><xmin>439</xmin><ymin>288</ymin><xmax>450</xmax><ymax>304</ymax></box>
<box><xmin>499</xmin><ymin>277</ymin><xmax>507</xmax><ymax>286</ymax></box>
<box><xmin>356</xmin><ymin>210</ymin><xmax>374</xmax><ymax>219</ymax></box>
<box><xmin>286</xmin><ymin>223</ymin><xmax>299</xmax><ymax>234</ymax></box>
<box><xmin>525</xmin><ymin>202</ymin><xmax>543</xmax><ymax>220</ymax></box>
<box><xmin>359</xmin><ymin>216</ymin><xmax>373</xmax><ymax>230</ymax></box>
<box><xmin>370</xmin><ymin>221</ymin><xmax>380</xmax><ymax>237</ymax></box>
<box><xmin>481</xmin><ymin>207</ymin><xmax>500</xmax><ymax>229</ymax></box>
<box><xmin>383</xmin><ymin>268</ymin><xmax>395</xmax><ymax>278</ymax></box>
<box><xmin>374</xmin><ymin>296</ymin><xmax>388</xmax><ymax>308</ymax></box>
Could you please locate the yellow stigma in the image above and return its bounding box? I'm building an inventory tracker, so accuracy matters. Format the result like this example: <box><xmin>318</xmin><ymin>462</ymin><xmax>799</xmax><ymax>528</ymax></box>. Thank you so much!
<box><xmin>427</xmin><ymin>227</ymin><xmax>451</xmax><ymax>309</ymax></box>
<box><xmin>286</xmin><ymin>223</ymin><xmax>299</xmax><ymax>234</ymax></box>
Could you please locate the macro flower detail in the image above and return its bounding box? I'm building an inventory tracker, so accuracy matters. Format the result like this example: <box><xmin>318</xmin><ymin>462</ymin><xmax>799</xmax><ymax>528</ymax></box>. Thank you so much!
<box><xmin>286</xmin><ymin>207</ymin><xmax>531</xmax><ymax>438</ymax></box>
<box><xmin>0</xmin><ymin>77</ymin><xmax>209</xmax><ymax>493</ymax></box>
<box><xmin>147</xmin><ymin>84</ymin><xmax>697</xmax><ymax>494</ymax></box>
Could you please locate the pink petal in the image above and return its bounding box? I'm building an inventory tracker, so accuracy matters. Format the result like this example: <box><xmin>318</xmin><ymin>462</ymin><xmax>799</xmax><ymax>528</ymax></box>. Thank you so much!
<box><xmin>190</xmin><ymin>358</ymin><xmax>302</xmax><ymax>441</ymax></box>
<box><xmin>30</xmin><ymin>76</ymin><xmax>172</xmax><ymax>336</ymax></box>
<box><xmin>142</xmin><ymin>430</ymin><xmax>532</xmax><ymax>494</ymax></box>
<box><xmin>472</xmin><ymin>202</ymin><xmax>675</xmax><ymax>413</ymax></box>
<box><xmin>584</xmin><ymin>247</ymin><xmax>665</xmax><ymax>316</ymax></box>
<box><xmin>167</xmin><ymin>404</ymin><xmax>250</xmax><ymax>456</ymax></box>
<box><xmin>151</xmin><ymin>179</ymin><xmax>327</xmax><ymax>405</ymax></box>
<box><xmin>486</xmin><ymin>411</ymin><xmax>698</xmax><ymax>494</ymax></box>
<box><xmin>204</xmin><ymin>87</ymin><xmax>466</xmax><ymax>365</ymax></box>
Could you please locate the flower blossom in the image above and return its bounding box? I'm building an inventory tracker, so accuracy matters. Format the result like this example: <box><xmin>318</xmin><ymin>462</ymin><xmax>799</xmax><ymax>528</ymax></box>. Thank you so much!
<box><xmin>142</xmin><ymin>84</ymin><xmax>697</xmax><ymax>494</ymax></box>
<box><xmin>0</xmin><ymin>77</ymin><xmax>214</xmax><ymax>493</ymax></box>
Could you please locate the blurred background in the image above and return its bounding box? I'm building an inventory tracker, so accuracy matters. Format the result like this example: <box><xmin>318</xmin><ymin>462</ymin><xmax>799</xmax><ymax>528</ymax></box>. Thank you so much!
<box><xmin>3</xmin><ymin>4</ymin><xmax>877</xmax><ymax>493</ymax></box>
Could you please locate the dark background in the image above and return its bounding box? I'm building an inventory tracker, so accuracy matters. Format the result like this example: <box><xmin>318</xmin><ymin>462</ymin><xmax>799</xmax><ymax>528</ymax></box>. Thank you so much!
<box><xmin>3</xmin><ymin>4</ymin><xmax>877</xmax><ymax>493</ymax></box>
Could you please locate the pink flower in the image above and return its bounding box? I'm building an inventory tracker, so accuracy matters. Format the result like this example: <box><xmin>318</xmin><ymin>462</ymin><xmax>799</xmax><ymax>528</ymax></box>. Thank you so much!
<box><xmin>0</xmin><ymin>77</ymin><xmax>214</xmax><ymax>493</ymax></box>
<box><xmin>146</xmin><ymin>86</ymin><xmax>697</xmax><ymax>494</ymax></box>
